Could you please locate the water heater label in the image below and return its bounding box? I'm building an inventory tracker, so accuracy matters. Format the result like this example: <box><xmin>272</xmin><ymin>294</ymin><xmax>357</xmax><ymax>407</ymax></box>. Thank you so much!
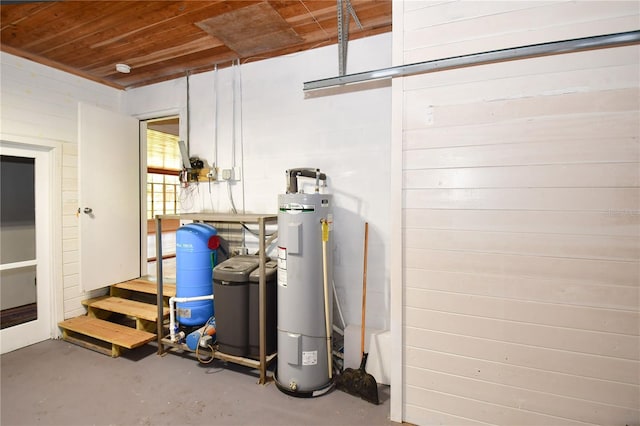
<box><xmin>278</xmin><ymin>247</ymin><xmax>287</xmax><ymax>287</ymax></box>
<box><xmin>302</xmin><ymin>350</ymin><xmax>318</xmax><ymax>366</ymax></box>
<box><xmin>278</xmin><ymin>269</ymin><xmax>287</xmax><ymax>288</ymax></box>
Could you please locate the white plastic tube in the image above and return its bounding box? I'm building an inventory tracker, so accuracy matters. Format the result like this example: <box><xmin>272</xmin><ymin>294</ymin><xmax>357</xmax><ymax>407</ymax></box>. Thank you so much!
<box><xmin>169</xmin><ymin>295</ymin><xmax>214</xmax><ymax>342</ymax></box>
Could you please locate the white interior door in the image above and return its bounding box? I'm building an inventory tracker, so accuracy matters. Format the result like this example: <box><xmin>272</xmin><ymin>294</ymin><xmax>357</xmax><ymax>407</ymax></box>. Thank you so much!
<box><xmin>79</xmin><ymin>103</ymin><xmax>140</xmax><ymax>292</ymax></box>
<box><xmin>0</xmin><ymin>144</ymin><xmax>53</xmax><ymax>354</ymax></box>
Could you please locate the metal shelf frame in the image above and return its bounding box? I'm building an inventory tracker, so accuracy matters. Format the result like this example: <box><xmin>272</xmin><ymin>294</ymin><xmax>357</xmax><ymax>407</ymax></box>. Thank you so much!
<box><xmin>154</xmin><ymin>212</ymin><xmax>278</xmax><ymax>384</ymax></box>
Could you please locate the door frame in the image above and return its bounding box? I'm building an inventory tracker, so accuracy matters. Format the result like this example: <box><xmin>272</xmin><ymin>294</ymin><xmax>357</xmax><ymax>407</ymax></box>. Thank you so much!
<box><xmin>133</xmin><ymin>108</ymin><xmax>183</xmax><ymax>276</ymax></box>
<box><xmin>389</xmin><ymin>0</ymin><xmax>404</xmax><ymax>422</ymax></box>
<box><xmin>139</xmin><ymin>119</ymin><xmax>149</xmax><ymax>274</ymax></box>
<box><xmin>0</xmin><ymin>134</ymin><xmax>63</xmax><ymax>351</ymax></box>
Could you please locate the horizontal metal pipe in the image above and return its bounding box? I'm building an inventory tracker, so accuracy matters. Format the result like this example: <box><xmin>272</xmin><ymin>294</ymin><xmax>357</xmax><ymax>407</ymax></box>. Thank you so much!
<box><xmin>303</xmin><ymin>30</ymin><xmax>640</xmax><ymax>91</ymax></box>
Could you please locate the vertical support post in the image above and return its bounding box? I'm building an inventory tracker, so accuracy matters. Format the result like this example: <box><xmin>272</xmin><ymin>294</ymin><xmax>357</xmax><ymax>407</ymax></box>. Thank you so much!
<box><xmin>111</xmin><ymin>344</ymin><xmax>121</xmax><ymax>358</ymax></box>
<box><xmin>390</xmin><ymin>1</ymin><xmax>404</xmax><ymax>419</ymax></box>
<box><xmin>155</xmin><ymin>216</ymin><xmax>164</xmax><ymax>355</ymax></box>
<box><xmin>258</xmin><ymin>217</ymin><xmax>267</xmax><ymax>384</ymax></box>
<box><xmin>337</xmin><ymin>0</ymin><xmax>348</xmax><ymax>76</ymax></box>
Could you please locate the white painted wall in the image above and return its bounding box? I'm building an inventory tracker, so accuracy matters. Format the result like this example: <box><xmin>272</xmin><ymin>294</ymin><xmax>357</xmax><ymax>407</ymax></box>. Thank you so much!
<box><xmin>126</xmin><ymin>33</ymin><xmax>392</xmax><ymax>331</ymax></box>
<box><xmin>0</xmin><ymin>51</ymin><xmax>124</xmax><ymax>320</ymax></box>
<box><xmin>1</xmin><ymin>33</ymin><xmax>392</xmax><ymax>335</ymax></box>
<box><xmin>393</xmin><ymin>1</ymin><xmax>640</xmax><ymax>425</ymax></box>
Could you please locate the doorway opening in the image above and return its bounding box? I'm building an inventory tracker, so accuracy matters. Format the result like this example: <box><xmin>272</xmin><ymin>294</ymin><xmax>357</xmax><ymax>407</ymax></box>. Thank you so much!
<box><xmin>0</xmin><ymin>155</ymin><xmax>36</xmax><ymax>329</ymax></box>
<box><xmin>145</xmin><ymin>116</ymin><xmax>181</xmax><ymax>279</ymax></box>
<box><xmin>0</xmin><ymin>142</ymin><xmax>54</xmax><ymax>354</ymax></box>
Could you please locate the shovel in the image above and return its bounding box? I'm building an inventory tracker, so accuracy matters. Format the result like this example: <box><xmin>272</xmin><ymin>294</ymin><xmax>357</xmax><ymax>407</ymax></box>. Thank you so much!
<box><xmin>335</xmin><ymin>222</ymin><xmax>379</xmax><ymax>405</ymax></box>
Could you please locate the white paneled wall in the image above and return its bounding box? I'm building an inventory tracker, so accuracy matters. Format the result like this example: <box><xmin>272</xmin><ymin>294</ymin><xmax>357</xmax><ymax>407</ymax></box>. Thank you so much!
<box><xmin>126</xmin><ymin>34</ymin><xmax>392</xmax><ymax>331</ymax></box>
<box><xmin>394</xmin><ymin>1</ymin><xmax>639</xmax><ymax>425</ymax></box>
<box><xmin>0</xmin><ymin>52</ymin><xmax>124</xmax><ymax>319</ymax></box>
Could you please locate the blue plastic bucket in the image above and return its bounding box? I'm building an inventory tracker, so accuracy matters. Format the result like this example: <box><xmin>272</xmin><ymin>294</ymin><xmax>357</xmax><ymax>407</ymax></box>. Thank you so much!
<box><xmin>176</xmin><ymin>223</ymin><xmax>219</xmax><ymax>326</ymax></box>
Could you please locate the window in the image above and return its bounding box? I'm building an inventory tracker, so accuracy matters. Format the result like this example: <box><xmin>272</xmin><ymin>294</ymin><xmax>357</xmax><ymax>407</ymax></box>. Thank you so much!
<box><xmin>147</xmin><ymin>172</ymin><xmax>179</xmax><ymax>219</ymax></box>
<box><xmin>146</xmin><ymin>123</ymin><xmax>181</xmax><ymax>220</ymax></box>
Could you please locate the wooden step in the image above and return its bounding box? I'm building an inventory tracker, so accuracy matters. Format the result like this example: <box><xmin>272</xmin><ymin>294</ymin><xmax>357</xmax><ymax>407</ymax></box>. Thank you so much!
<box><xmin>59</xmin><ymin>316</ymin><xmax>155</xmax><ymax>357</ymax></box>
<box><xmin>112</xmin><ymin>277</ymin><xmax>176</xmax><ymax>298</ymax></box>
<box><xmin>83</xmin><ymin>296</ymin><xmax>169</xmax><ymax>322</ymax></box>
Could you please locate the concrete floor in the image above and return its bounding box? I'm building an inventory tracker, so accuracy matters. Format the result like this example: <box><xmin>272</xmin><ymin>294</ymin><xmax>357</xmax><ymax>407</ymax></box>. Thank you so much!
<box><xmin>1</xmin><ymin>339</ymin><xmax>393</xmax><ymax>426</ymax></box>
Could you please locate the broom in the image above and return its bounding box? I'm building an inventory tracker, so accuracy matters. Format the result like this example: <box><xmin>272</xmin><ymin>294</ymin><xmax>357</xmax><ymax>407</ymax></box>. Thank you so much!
<box><xmin>335</xmin><ymin>222</ymin><xmax>379</xmax><ymax>404</ymax></box>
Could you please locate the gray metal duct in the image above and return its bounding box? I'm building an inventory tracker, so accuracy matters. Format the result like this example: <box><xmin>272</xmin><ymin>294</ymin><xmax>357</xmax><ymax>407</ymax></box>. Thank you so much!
<box><xmin>303</xmin><ymin>30</ymin><xmax>640</xmax><ymax>91</ymax></box>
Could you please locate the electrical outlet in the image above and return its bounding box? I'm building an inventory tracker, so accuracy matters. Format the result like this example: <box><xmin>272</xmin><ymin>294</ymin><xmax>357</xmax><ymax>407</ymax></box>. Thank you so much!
<box><xmin>425</xmin><ymin>105</ymin><xmax>434</xmax><ymax>126</ymax></box>
<box><xmin>220</xmin><ymin>167</ymin><xmax>241</xmax><ymax>181</ymax></box>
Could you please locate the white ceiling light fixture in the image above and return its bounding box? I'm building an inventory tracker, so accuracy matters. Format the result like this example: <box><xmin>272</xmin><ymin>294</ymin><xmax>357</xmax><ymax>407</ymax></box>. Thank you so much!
<box><xmin>115</xmin><ymin>63</ymin><xmax>131</xmax><ymax>73</ymax></box>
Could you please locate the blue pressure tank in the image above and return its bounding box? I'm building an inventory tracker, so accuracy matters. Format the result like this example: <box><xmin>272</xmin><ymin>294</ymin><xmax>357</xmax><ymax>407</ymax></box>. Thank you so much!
<box><xmin>176</xmin><ymin>223</ymin><xmax>219</xmax><ymax>326</ymax></box>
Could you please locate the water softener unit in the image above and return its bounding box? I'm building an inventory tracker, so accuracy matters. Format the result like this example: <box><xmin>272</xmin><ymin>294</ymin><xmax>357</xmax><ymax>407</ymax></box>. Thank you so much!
<box><xmin>275</xmin><ymin>168</ymin><xmax>333</xmax><ymax>397</ymax></box>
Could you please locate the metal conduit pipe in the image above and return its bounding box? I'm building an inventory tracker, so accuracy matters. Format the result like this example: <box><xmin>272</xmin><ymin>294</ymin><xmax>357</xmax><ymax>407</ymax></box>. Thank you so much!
<box><xmin>303</xmin><ymin>30</ymin><xmax>640</xmax><ymax>91</ymax></box>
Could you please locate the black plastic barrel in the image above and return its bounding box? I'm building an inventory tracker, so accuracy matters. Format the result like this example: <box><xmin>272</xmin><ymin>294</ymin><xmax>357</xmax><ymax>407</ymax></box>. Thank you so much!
<box><xmin>213</xmin><ymin>256</ymin><xmax>259</xmax><ymax>356</ymax></box>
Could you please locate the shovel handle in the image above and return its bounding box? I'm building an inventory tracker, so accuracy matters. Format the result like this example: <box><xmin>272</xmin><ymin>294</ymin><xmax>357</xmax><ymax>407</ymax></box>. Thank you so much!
<box><xmin>361</xmin><ymin>222</ymin><xmax>369</xmax><ymax>355</ymax></box>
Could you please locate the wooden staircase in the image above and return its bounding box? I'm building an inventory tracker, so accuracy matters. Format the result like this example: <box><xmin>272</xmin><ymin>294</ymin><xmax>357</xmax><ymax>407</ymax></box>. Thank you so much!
<box><xmin>58</xmin><ymin>277</ymin><xmax>176</xmax><ymax>357</ymax></box>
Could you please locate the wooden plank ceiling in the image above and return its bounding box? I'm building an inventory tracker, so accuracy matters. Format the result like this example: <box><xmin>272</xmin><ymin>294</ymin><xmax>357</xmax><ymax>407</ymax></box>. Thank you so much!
<box><xmin>0</xmin><ymin>0</ymin><xmax>392</xmax><ymax>90</ymax></box>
